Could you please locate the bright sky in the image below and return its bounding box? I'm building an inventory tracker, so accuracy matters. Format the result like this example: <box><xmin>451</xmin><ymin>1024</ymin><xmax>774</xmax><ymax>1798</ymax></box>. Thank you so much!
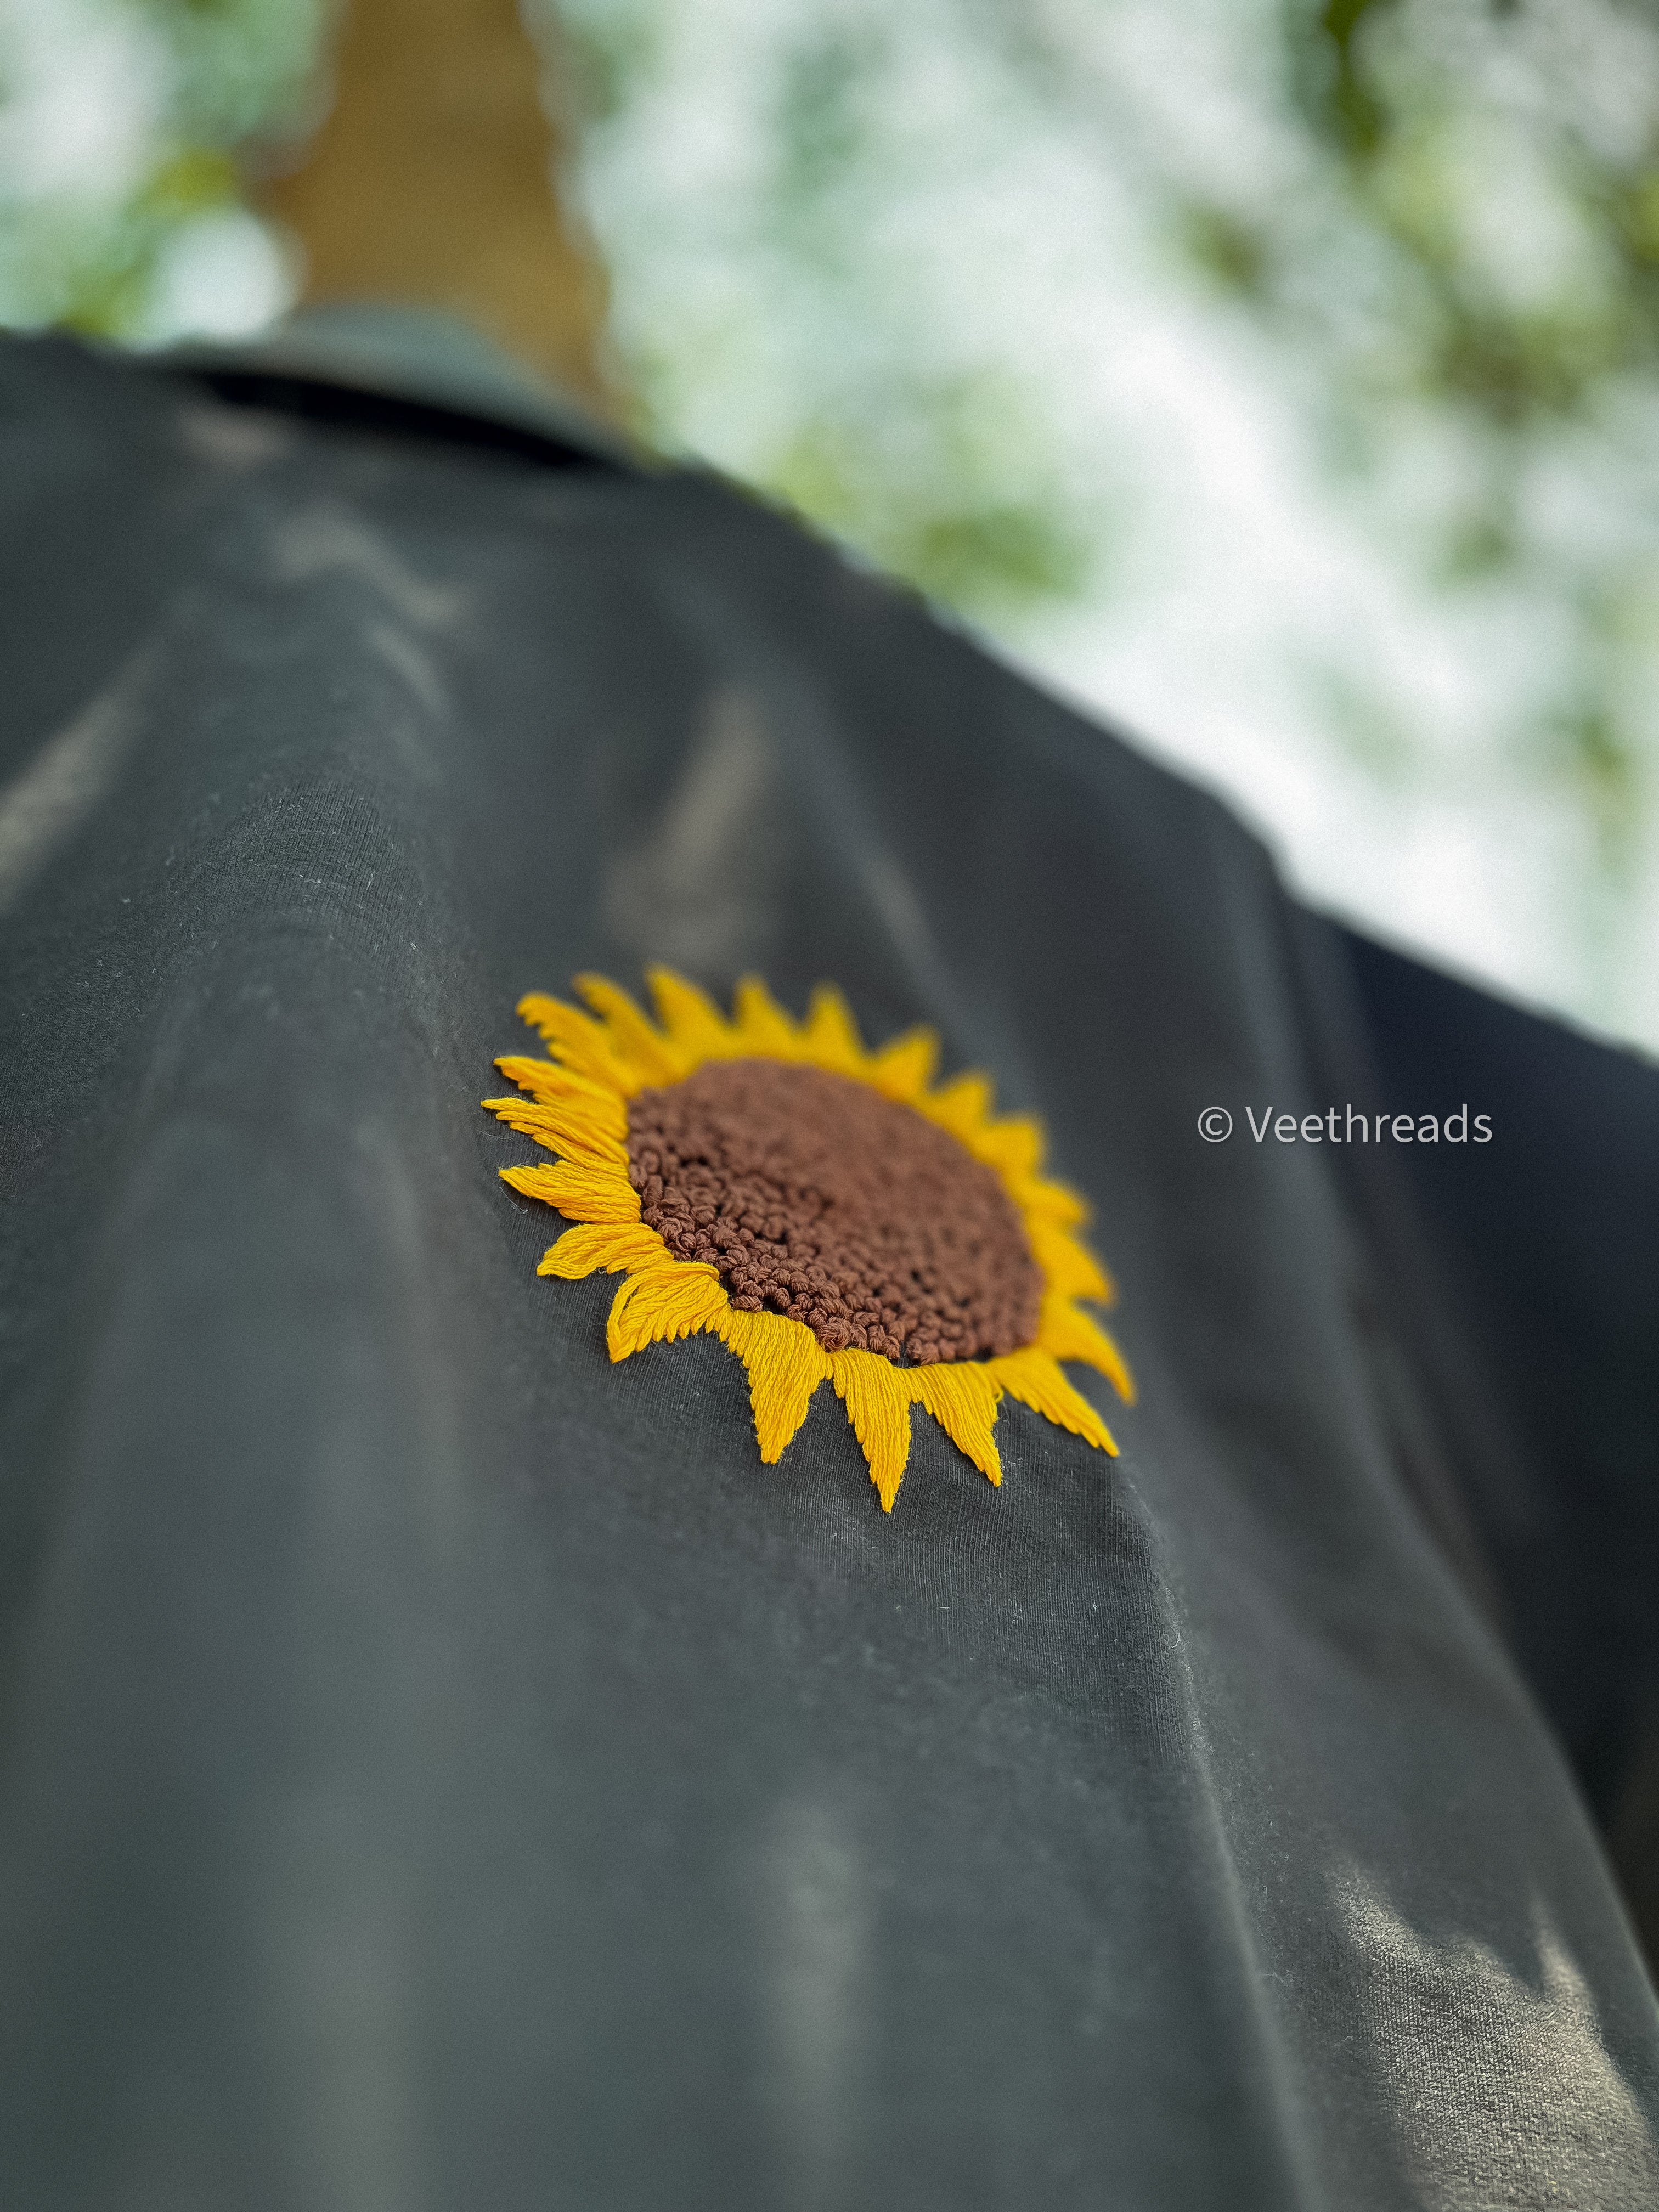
<box><xmin>567</xmin><ymin>0</ymin><xmax>1659</xmax><ymax>1054</ymax></box>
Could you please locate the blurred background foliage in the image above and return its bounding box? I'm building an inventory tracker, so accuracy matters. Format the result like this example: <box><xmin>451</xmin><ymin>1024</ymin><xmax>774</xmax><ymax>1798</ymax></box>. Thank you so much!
<box><xmin>2</xmin><ymin>0</ymin><xmax>1657</xmax><ymax>1050</ymax></box>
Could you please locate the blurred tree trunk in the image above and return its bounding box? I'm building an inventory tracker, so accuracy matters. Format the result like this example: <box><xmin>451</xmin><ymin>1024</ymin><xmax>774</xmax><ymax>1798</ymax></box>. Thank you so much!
<box><xmin>261</xmin><ymin>0</ymin><xmax>614</xmax><ymax>414</ymax></box>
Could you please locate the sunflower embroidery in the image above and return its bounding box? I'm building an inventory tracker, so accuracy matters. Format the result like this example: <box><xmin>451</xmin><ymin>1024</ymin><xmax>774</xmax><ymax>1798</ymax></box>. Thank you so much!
<box><xmin>483</xmin><ymin>968</ymin><xmax>1133</xmax><ymax>1511</ymax></box>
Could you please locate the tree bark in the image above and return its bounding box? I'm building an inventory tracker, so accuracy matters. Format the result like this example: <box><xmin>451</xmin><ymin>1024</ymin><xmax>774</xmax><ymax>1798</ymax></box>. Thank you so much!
<box><xmin>261</xmin><ymin>0</ymin><xmax>614</xmax><ymax>414</ymax></box>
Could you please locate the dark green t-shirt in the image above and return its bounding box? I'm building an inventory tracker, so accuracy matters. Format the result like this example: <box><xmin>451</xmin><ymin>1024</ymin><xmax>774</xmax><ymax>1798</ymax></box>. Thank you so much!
<box><xmin>0</xmin><ymin>321</ymin><xmax>1655</xmax><ymax>2209</ymax></box>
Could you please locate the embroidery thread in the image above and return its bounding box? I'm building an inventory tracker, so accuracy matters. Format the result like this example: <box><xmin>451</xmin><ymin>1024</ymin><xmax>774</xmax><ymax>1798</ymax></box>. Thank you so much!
<box><xmin>484</xmin><ymin>969</ymin><xmax>1133</xmax><ymax>1511</ymax></box>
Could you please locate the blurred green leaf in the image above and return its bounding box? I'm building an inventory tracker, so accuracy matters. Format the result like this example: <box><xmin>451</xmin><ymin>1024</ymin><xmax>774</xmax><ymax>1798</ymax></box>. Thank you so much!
<box><xmin>1178</xmin><ymin>201</ymin><xmax>1272</xmax><ymax>299</ymax></box>
<box><xmin>769</xmin><ymin>372</ymin><xmax>1093</xmax><ymax>619</ymax></box>
<box><xmin>1299</xmin><ymin>0</ymin><xmax>1398</xmax><ymax>161</ymax></box>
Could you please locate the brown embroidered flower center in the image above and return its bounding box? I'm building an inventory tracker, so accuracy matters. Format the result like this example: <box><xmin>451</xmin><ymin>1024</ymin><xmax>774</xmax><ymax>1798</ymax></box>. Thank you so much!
<box><xmin>624</xmin><ymin>1058</ymin><xmax>1042</xmax><ymax>1363</ymax></box>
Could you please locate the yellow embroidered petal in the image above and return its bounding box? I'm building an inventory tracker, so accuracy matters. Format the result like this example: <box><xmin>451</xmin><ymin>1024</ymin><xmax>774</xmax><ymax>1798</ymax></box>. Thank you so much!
<box><xmin>539</xmin><ymin>1222</ymin><xmax>668</xmax><ymax>1279</ymax></box>
<box><xmin>990</xmin><ymin>1347</ymin><xmax>1118</xmax><ymax>1454</ymax></box>
<box><xmin>494</xmin><ymin>1056</ymin><xmax>629</xmax><ymax>1138</ymax></box>
<box><xmin>829</xmin><ymin>1348</ymin><xmax>915</xmax><ymax>1510</ymax></box>
<box><xmin>500</xmin><ymin>1160</ymin><xmax>641</xmax><ymax>1223</ymax></box>
<box><xmin>732</xmin><ymin>974</ymin><xmax>799</xmax><ymax>1054</ymax></box>
<box><xmin>607</xmin><ymin>1264</ymin><xmax>729</xmax><ymax>1359</ymax></box>
<box><xmin>801</xmin><ymin>983</ymin><xmax>866</xmax><ymax>1074</ymax></box>
<box><xmin>1037</xmin><ymin>1296</ymin><xmax>1136</xmax><ymax>1403</ymax></box>
<box><xmin>923</xmin><ymin>1071</ymin><xmax>994</xmax><ymax>1142</ymax></box>
<box><xmin>646</xmin><ymin>966</ymin><xmax>736</xmax><ymax>1061</ymax></box>
<box><xmin>1028</xmin><ymin>1219</ymin><xmax>1113</xmax><ymax>1305</ymax></box>
<box><xmin>482</xmin><ymin>1095</ymin><xmax>628</xmax><ymax>1168</ymax></box>
<box><xmin>911</xmin><ymin>1361</ymin><xmax>1005</xmax><ymax>1487</ymax></box>
<box><xmin>713</xmin><ymin>1307</ymin><xmax>831</xmax><ymax>1461</ymax></box>
<box><xmin>867</xmin><ymin>1025</ymin><xmax>940</xmax><ymax>1102</ymax></box>
<box><xmin>1011</xmin><ymin>1174</ymin><xmax>1089</xmax><ymax>1228</ymax></box>
<box><xmin>574</xmin><ymin>974</ymin><xmax>686</xmax><ymax>1085</ymax></box>
<box><xmin>517</xmin><ymin>993</ymin><xmax>640</xmax><ymax>1093</ymax></box>
<box><xmin>973</xmin><ymin>1113</ymin><xmax>1044</xmax><ymax>1179</ymax></box>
